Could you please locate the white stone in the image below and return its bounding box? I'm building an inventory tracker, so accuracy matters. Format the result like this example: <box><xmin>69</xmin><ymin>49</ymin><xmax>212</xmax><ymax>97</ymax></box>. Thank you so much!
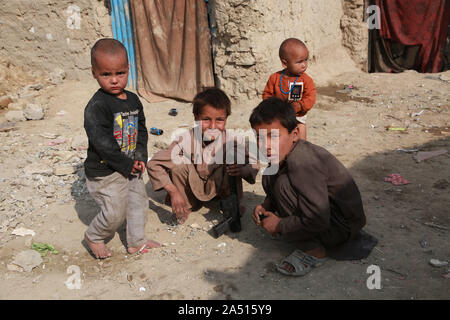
<box><xmin>24</xmin><ymin>104</ymin><xmax>44</xmax><ymax>120</ymax></box>
<box><xmin>11</xmin><ymin>227</ymin><xmax>36</xmax><ymax>237</ymax></box>
<box><xmin>12</xmin><ymin>250</ymin><xmax>43</xmax><ymax>272</ymax></box>
<box><xmin>24</xmin><ymin>163</ymin><xmax>54</xmax><ymax>176</ymax></box>
<box><xmin>54</xmin><ymin>165</ymin><xmax>75</xmax><ymax>176</ymax></box>
<box><xmin>429</xmin><ymin>259</ymin><xmax>448</xmax><ymax>268</ymax></box>
<box><xmin>5</xmin><ymin>110</ymin><xmax>26</xmax><ymax>122</ymax></box>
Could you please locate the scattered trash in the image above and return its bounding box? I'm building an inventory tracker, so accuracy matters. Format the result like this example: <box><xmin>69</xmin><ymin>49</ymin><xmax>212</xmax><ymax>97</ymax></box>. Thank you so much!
<box><xmin>413</xmin><ymin>149</ymin><xmax>448</xmax><ymax>162</ymax></box>
<box><xmin>423</xmin><ymin>222</ymin><xmax>449</xmax><ymax>231</ymax></box>
<box><xmin>217</xmin><ymin>242</ymin><xmax>227</xmax><ymax>248</ymax></box>
<box><xmin>396</xmin><ymin>148</ymin><xmax>419</xmax><ymax>153</ymax></box>
<box><xmin>56</xmin><ymin>110</ymin><xmax>67</xmax><ymax>116</ymax></box>
<box><xmin>429</xmin><ymin>259</ymin><xmax>448</xmax><ymax>268</ymax></box>
<box><xmin>139</xmin><ymin>287</ymin><xmax>146</xmax><ymax>292</ymax></box>
<box><xmin>150</xmin><ymin>127</ymin><xmax>163</xmax><ymax>135</ymax></box>
<box><xmin>31</xmin><ymin>242</ymin><xmax>59</xmax><ymax>257</ymax></box>
<box><xmin>12</xmin><ymin>250</ymin><xmax>43</xmax><ymax>272</ymax></box>
<box><xmin>384</xmin><ymin>174</ymin><xmax>410</xmax><ymax>185</ymax></box>
<box><xmin>48</xmin><ymin>138</ymin><xmax>67</xmax><ymax>146</ymax></box>
<box><xmin>0</xmin><ymin>122</ymin><xmax>16</xmax><ymax>132</ymax></box>
<box><xmin>39</xmin><ymin>133</ymin><xmax>59</xmax><ymax>139</ymax></box>
<box><xmin>419</xmin><ymin>240</ymin><xmax>428</xmax><ymax>248</ymax></box>
<box><xmin>11</xmin><ymin>227</ymin><xmax>36</xmax><ymax>237</ymax></box>
<box><xmin>385</xmin><ymin>126</ymin><xmax>407</xmax><ymax>132</ymax></box>
<box><xmin>410</xmin><ymin>110</ymin><xmax>424</xmax><ymax>117</ymax></box>
<box><xmin>168</xmin><ymin>108</ymin><xmax>178</xmax><ymax>116</ymax></box>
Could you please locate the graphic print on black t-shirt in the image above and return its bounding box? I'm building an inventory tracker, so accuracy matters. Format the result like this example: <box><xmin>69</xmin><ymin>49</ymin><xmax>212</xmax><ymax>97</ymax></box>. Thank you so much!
<box><xmin>113</xmin><ymin>109</ymin><xmax>139</xmax><ymax>158</ymax></box>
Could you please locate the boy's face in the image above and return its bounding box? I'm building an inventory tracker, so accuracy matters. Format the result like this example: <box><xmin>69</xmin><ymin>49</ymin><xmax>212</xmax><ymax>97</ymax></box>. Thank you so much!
<box><xmin>195</xmin><ymin>104</ymin><xmax>228</xmax><ymax>142</ymax></box>
<box><xmin>281</xmin><ymin>45</ymin><xmax>309</xmax><ymax>76</ymax></box>
<box><xmin>92</xmin><ymin>51</ymin><xmax>129</xmax><ymax>98</ymax></box>
<box><xmin>252</xmin><ymin>119</ymin><xmax>299</xmax><ymax>164</ymax></box>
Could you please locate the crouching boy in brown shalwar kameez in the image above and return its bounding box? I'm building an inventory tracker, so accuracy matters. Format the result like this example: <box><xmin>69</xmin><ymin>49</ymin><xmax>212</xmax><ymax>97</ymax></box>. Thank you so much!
<box><xmin>250</xmin><ymin>97</ymin><xmax>366</xmax><ymax>276</ymax></box>
<box><xmin>147</xmin><ymin>88</ymin><xmax>259</xmax><ymax>224</ymax></box>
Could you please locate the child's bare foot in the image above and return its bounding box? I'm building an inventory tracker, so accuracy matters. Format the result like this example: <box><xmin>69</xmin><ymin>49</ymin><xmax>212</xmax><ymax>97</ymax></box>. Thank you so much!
<box><xmin>128</xmin><ymin>240</ymin><xmax>161</xmax><ymax>254</ymax></box>
<box><xmin>84</xmin><ymin>234</ymin><xmax>112</xmax><ymax>259</ymax></box>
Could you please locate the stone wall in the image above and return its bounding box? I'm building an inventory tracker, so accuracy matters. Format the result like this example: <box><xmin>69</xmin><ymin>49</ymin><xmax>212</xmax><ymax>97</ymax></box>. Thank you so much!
<box><xmin>0</xmin><ymin>0</ymin><xmax>112</xmax><ymax>81</ymax></box>
<box><xmin>208</xmin><ymin>0</ymin><xmax>366</xmax><ymax>103</ymax></box>
<box><xmin>0</xmin><ymin>0</ymin><xmax>369</xmax><ymax>101</ymax></box>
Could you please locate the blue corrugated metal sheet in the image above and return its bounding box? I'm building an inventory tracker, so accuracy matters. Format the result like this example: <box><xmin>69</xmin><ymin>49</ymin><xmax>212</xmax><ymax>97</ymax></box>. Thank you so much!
<box><xmin>110</xmin><ymin>0</ymin><xmax>137</xmax><ymax>89</ymax></box>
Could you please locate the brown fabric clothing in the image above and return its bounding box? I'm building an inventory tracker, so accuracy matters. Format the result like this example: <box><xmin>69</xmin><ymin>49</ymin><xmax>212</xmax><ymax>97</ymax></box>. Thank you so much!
<box><xmin>262</xmin><ymin>71</ymin><xmax>316</xmax><ymax>117</ymax></box>
<box><xmin>262</xmin><ymin>140</ymin><xmax>366</xmax><ymax>244</ymax></box>
<box><xmin>147</xmin><ymin>128</ymin><xmax>259</xmax><ymax>206</ymax></box>
<box><xmin>130</xmin><ymin>0</ymin><xmax>215</xmax><ymax>102</ymax></box>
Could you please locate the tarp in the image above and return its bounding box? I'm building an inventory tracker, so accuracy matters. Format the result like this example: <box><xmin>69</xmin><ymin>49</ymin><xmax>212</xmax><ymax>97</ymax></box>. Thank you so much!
<box><xmin>369</xmin><ymin>0</ymin><xmax>450</xmax><ymax>73</ymax></box>
<box><xmin>130</xmin><ymin>0</ymin><xmax>215</xmax><ymax>102</ymax></box>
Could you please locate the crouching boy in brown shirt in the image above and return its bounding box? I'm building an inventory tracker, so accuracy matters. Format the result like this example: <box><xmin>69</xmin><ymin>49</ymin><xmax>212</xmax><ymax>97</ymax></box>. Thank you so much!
<box><xmin>249</xmin><ymin>97</ymin><xmax>366</xmax><ymax>276</ymax></box>
<box><xmin>147</xmin><ymin>88</ymin><xmax>259</xmax><ymax>224</ymax></box>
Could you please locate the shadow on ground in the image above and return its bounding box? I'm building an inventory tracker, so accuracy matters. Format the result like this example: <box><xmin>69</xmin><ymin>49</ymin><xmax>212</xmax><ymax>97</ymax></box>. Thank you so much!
<box><xmin>200</xmin><ymin>136</ymin><xmax>450</xmax><ymax>299</ymax></box>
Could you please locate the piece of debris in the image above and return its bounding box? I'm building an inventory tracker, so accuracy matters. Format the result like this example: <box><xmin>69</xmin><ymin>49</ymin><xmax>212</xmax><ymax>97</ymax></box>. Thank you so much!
<box><xmin>0</xmin><ymin>95</ymin><xmax>13</xmax><ymax>108</ymax></box>
<box><xmin>48</xmin><ymin>138</ymin><xmax>67</xmax><ymax>146</ymax></box>
<box><xmin>423</xmin><ymin>222</ymin><xmax>449</xmax><ymax>231</ymax></box>
<box><xmin>5</xmin><ymin>110</ymin><xmax>26</xmax><ymax>122</ymax></box>
<box><xmin>396</xmin><ymin>148</ymin><xmax>419</xmax><ymax>153</ymax></box>
<box><xmin>0</xmin><ymin>122</ymin><xmax>16</xmax><ymax>132</ymax></box>
<box><xmin>71</xmin><ymin>134</ymin><xmax>88</xmax><ymax>151</ymax></box>
<box><xmin>419</xmin><ymin>240</ymin><xmax>428</xmax><ymax>248</ymax></box>
<box><xmin>11</xmin><ymin>227</ymin><xmax>36</xmax><ymax>237</ymax></box>
<box><xmin>50</xmin><ymin>68</ymin><xmax>66</xmax><ymax>85</ymax></box>
<box><xmin>385</xmin><ymin>126</ymin><xmax>407</xmax><ymax>131</ymax></box>
<box><xmin>413</xmin><ymin>149</ymin><xmax>448</xmax><ymax>162</ymax></box>
<box><xmin>31</xmin><ymin>242</ymin><xmax>59</xmax><ymax>257</ymax></box>
<box><xmin>40</xmin><ymin>132</ymin><xmax>59</xmax><ymax>139</ymax></box>
<box><xmin>54</xmin><ymin>165</ymin><xmax>75</xmax><ymax>176</ymax></box>
<box><xmin>384</xmin><ymin>174</ymin><xmax>410</xmax><ymax>185</ymax></box>
<box><xmin>12</xmin><ymin>249</ymin><xmax>43</xmax><ymax>272</ymax></box>
<box><xmin>410</xmin><ymin>110</ymin><xmax>424</xmax><ymax>117</ymax></box>
<box><xmin>24</xmin><ymin>103</ymin><xmax>44</xmax><ymax>120</ymax></box>
<box><xmin>429</xmin><ymin>259</ymin><xmax>448</xmax><ymax>268</ymax></box>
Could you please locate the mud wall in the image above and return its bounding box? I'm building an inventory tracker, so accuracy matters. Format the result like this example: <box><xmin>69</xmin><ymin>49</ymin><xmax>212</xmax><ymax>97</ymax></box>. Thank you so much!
<box><xmin>0</xmin><ymin>0</ymin><xmax>368</xmax><ymax>101</ymax></box>
<box><xmin>0</xmin><ymin>0</ymin><xmax>112</xmax><ymax>81</ymax></box>
<box><xmin>208</xmin><ymin>0</ymin><xmax>367</xmax><ymax>103</ymax></box>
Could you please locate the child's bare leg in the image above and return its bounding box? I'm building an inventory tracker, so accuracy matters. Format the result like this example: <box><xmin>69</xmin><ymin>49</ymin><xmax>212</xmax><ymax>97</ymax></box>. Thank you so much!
<box><xmin>297</xmin><ymin>122</ymin><xmax>306</xmax><ymax>141</ymax></box>
<box><xmin>84</xmin><ymin>233</ymin><xmax>112</xmax><ymax>259</ymax></box>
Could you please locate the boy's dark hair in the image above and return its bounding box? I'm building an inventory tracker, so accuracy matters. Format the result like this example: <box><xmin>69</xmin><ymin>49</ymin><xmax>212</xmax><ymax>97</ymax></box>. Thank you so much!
<box><xmin>192</xmin><ymin>87</ymin><xmax>231</xmax><ymax>118</ymax></box>
<box><xmin>91</xmin><ymin>38</ymin><xmax>128</xmax><ymax>68</ymax></box>
<box><xmin>249</xmin><ymin>97</ymin><xmax>298</xmax><ymax>133</ymax></box>
<box><xmin>279</xmin><ymin>38</ymin><xmax>307</xmax><ymax>60</ymax></box>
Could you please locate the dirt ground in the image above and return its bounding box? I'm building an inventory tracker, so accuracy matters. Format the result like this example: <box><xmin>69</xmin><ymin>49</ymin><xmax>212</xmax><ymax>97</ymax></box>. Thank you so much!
<box><xmin>0</xmin><ymin>69</ymin><xmax>449</xmax><ymax>300</ymax></box>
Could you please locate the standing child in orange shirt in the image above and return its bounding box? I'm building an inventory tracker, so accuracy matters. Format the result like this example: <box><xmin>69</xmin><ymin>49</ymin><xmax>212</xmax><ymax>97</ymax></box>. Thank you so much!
<box><xmin>262</xmin><ymin>38</ymin><xmax>316</xmax><ymax>140</ymax></box>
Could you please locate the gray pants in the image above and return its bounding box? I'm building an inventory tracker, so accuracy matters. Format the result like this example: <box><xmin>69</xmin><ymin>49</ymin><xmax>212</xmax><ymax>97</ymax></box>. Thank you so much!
<box><xmin>85</xmin><ymin>172</ymin><xmax>148</xmax><ymax>248</ymax></box>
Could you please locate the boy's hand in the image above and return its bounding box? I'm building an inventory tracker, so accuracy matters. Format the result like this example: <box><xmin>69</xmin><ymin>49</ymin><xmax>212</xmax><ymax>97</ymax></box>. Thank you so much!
<box><xmin>253</xmin><ymin>205</ymin><xmax>281</xmax><ymax>236</ymax></box>
<box><xmin>132</xmin><ymin>160</ymin><xmax>146</xmax><ymax>174</ymax></box>
<box><xmin>165</xmin><ymin>184</ymin><xmax>190</xmax><ymax>218</ymax></box>
<box><xmin>226</xmin><ymin>164</ymin><xmax>250</xmax><ymax>178</ymax></box>
<box><xmin>252</xmin><ymin>204</ymin><xmax>266</xmax><ymax>226</ymax></box>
